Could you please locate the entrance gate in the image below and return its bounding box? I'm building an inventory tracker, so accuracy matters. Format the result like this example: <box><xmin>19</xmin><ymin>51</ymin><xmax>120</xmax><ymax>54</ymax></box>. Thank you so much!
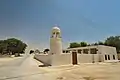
<box><xmin>72</xmin><ymin>51</ymin><xmax>78</xmax><ymax>65</ymax></box>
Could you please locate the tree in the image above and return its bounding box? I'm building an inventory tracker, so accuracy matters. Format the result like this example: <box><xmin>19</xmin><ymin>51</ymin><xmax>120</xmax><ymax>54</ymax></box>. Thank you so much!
<box><xmin>93</xmin><ymin>43</ymin><xmax>98</xmax><ymax>45</ymax></box>
<box><xmin>92</xmin><ymin>41</ymin><xmax>104</xmax><ymax>46</ymax></box>
<box><xmin>98</xmin><ymin>41</ymin><xmax>104</xmax><ymax>45</ymax></box>
<box><xmin>6</xmin><ymin>38</ymin><xmax>27</xmax><ymax>55</ymax></box>
<box><xmin>0</xmin><ymin>40</ymin><xmax>6</xmax><ymax>54</ymax></box>
<box><xmin>104</xmin><ymin>36</ymin><xmax>120</xmax><ymax>53</ymax></box>
<box><xmin>80</xmin><ymin>42</ymin><xmax>87</xmax><ymax>47</ymax></box>
<box><xmin>69</xmin><ymin>42</ymin><xmax>88</xmax><ymax>48</ymax></box>
<box><xmin>44</xmin><ymin>49</ymin><xmax>50</xmax><ymax>54</ymax></box>
<box><xmin>69</xmin><ymin>42</ymin><xmax>80</xmax><ymax>48</ymax></box>
<box><xmin>0</xmin><ymin>38</ymin><xmax>27</xmax><ymax>56</ymax></box>
<box><xmin>29</xmin><ymin>50</ymin><xmax>34</xmax><ymax>54</ymax></box>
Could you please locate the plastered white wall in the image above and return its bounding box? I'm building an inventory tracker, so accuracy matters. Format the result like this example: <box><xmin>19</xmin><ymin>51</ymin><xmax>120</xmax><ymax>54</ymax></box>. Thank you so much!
<box><xmin>51</xmin><ymin>54</ymin><xmax>72</xmax><ymax>66</ymax></box>
<box><xmin>77</xmin><ymin>54</ymin><xmax>92</xmax><ymax>63</ymax></box>
<box><xmin>50</xmin><ymin>38</ymin><xmax>62</xmax><ymax>55</ymax></box>
<box><xmin>98</xmin><ymin>46</ymin><xmax>118</xmax><ymax>60</ymax></box>
<box><xmin>34</xmin><ymin>54</ymin><xmax>52</xmax><ymax>66</ymax></box>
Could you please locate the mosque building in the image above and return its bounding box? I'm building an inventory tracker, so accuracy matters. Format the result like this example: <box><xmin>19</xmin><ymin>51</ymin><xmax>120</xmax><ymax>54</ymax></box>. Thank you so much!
<box><xmin>34</xmin><ymin>26</ymin><xmax>118</xmax><ymax>66</ymax></box>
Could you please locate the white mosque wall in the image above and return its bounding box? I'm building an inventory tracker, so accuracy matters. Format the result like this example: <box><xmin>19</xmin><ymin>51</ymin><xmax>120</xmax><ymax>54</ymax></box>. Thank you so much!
<box><xmin>77</xmin><ymin>54</ymin><xmax>100</xmax><ymax>63</ymax></box>
<box><xmin>34</xmin><ymin>54</ymin><xmax>52</xmax><ymax>66</ymax></box>
<box><xmin>51</xmin><ymin>54</ymin><xmax>72</xmax><ymax>66</ymax></box>
<box><xmin>98</xmin><ymin>45</ymin><xmax>118</xmax><ymax>61</ymax></box>
<box><xmin>34</xmin><ymin>53</ymin><xmax>72</xmax><ymax>66</ymax></box>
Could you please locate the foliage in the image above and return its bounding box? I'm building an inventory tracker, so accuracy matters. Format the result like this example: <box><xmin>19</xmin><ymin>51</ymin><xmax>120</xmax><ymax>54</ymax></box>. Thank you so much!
<box><xmin>104</xmin><ymin>36</ymin><xmax>120</xmax><ymax>53</ymax></box>
<box><xmin>29</xmin><ymin>50</ymin><xmax>34</xmax><ymax>54</ymax></box>
<box><xmin>44</xmin><ymin>49</ymin><xmax>50</xmax><ymax>53</ymax></box>
<box><xmin>69</xmin><ymin>42</ymin><xmax>87</xmax><ymax>48</ymax></box>
<box><xmin>69</xmin><ymin>42</ymin><xmax>80</xmax><ymax>48</ymax></box>
<box><xmin>98</xmin><ymin>41</ymin><xmax>104</xmax><ymax>45</ymax></box>
<box><xmin>68</xmin><ymin>36</ymin><xmax>120</xmax><ymax>53</ymax></box>
<box><xmin>92</xmin><ymin>41</ymin><xmax>104</xmax><ymax>46</ymax></box>
<box><xmin>0</xmin><ymin>38</ymin><xmax>27</xmax><ymax>55</ymax></box>
<box><xmin>80</xmin><ymin>42</ymin><xmax>87</xmax><ymax>47</ymax></box>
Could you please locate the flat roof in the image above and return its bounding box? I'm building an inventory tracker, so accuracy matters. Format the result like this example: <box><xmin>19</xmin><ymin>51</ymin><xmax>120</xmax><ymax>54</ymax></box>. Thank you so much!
<box><xmin>63</xmin><ymin>45</ymin><xmax>115</xmax><ymax>50</ymax></box>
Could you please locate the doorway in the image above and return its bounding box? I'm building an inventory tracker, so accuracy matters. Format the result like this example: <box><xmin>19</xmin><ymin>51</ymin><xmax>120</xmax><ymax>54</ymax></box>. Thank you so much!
<box><xmin>72</xmin><ymin>51</ymin><xmax>78</xmax><ymax>65</ymax></box>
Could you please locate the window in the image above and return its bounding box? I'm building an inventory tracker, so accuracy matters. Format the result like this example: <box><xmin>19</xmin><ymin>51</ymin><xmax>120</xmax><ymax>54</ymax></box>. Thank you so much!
<box><xmin>66</xmin><ymin>50</ymin><xmax>69</xmax><ymax>53</ymax></box>
<box><xmin>113</xmin><ymin>55</ymin><xmax>115</xmax><ymax>60</ymax></box>
<box><xmin>108</xmin><ymin>55</ymin><xmax>110</xmax><ymax>60</ymax></box>
<box><xmin>51</xmin><ymin>32</ymin><xmax>55</xmax><ymax>38</ymax></box>
<box><xmin>90</xmin><ymin>48</ymin><xmax>98</xmax><ymax>54</ymax></box>
<box><xmin>78</xmin><ymin>49</ymin><xmax>81</xmax><ymax>54</ymax></box>
<box><xmin>56</xmin><ymin>32</ymin><xmax>61</xmax><ymax>38</ymax></box>
<box><xmin>56</xmin><ymin>32</ymin><xmax>59</xmax><ymax>35</ymax></box>
<box><xmin>63</xmin><ymin>50</ymin><xmax>65</xmax><ymax>53</ymax></box>
<box><xmin>53</xmin><ymin>32</ymin><xmax>55</xmax><ymax>34</ymax></box>
<box><xmin>105</xmin><ymin>55</ymin><xmax>107</xmax><ymax>60</ymax></box>
<box><xmin>83</xmin><ymin>49</ymin><xmax>89</xmax><ymax>54</ymax></box>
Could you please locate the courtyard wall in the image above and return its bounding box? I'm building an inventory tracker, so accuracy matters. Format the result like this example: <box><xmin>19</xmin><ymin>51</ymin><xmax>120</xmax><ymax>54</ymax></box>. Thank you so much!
<box><xmin>34</xmin><ymin>54</ymin><xmax>52</xmax><ymax>66</ymax></box>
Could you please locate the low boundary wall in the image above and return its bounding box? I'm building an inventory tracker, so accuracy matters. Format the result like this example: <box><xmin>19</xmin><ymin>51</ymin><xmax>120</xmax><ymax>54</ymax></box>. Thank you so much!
<box><xmin>51</xmin><ymin>54</ymin><xmax>72</xmax><ymax>66</ymax></box>
<box><xmin>34</xmin><ymin>54</ymin><xmax>52</xmax><ymax>66</ymax></box>
<box><xmin>34</xmin><ymin>54</ymin><xmax>72</xmax><ymax>66</ymax></box>
<box><xmin>77</xmin><ymin>54</ymin><xmax>100</xmax><ymax>63</ymax></box>
<box><xmin>34</xmin><ymin>53</ymin><xmax>102</xmax><ymax>66</ymax></box>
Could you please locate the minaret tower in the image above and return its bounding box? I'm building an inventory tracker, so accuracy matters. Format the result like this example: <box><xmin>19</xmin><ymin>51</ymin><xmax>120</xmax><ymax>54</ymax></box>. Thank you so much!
<box><xmin>50</xmin><ymin>26</ymin><xmax>62</xmax><ymax>55</ymax></box>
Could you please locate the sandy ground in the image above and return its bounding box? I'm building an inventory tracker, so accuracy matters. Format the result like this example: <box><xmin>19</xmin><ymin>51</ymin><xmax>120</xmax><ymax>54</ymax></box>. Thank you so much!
<box><xmin>48</xmin><ymin>63</ymin><xmax>120</xmax><ymax>80</ymax></box>
<box><xmin>1</xmin><ymin>54</ymin><xmax>120</xmax><ymax>80</ymax></box>
<box><xmin>0</xmin><ymin>57</ymin><xmax>23</xmax><ymax>66</ymax></box>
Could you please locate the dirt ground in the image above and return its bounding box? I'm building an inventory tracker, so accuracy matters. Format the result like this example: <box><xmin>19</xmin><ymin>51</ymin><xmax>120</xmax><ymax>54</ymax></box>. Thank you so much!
<box><xmin>46</xmin><ymin>62</ymin><xmax>120</xmax><ymax>80</ymax></box>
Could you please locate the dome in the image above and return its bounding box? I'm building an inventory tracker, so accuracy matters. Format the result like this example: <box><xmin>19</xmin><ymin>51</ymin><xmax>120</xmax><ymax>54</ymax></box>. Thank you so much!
<box><xmin>52</xmin><ymin>26</ymin><xmax>60</xmax><ymax>31</ymax></box>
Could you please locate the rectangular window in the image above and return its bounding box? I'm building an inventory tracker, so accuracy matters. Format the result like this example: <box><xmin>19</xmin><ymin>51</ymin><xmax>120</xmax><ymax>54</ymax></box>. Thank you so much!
<box><xmin>108</xmin><ymin>55</ymin><xmax>110</xmax><ymax>60</ymax></box>
<box><xmin>66</xmin><ymin>50</ymin><xmax>69</xmax><ymax>53</ymax></box>
<box><xmin>63</xmin><ymin>50</ymin><xmax>65</xmax><ymax>53</ymax></box>
<box><xmin>83</xmin><ymin>49</ymin><xmax>89</xmax><ymax>54</ymax></box>
<box><xmin>113</xmin><ymin>55</ymin><xmax>115</xmax><ymax>60</ymax></box>
<box><xmin>105</xmin><ymin>55</ymin><xmax>107</xmax><ymax>60</ymax></box>
<box><xmin>78</xmin><ymin>49</ymin><xmax>81</xmax><ymax>54</ymax></box>
<box><xmin>90</xmin><ymin>48</ymin><xmax>97</xmax><ymax>54</ymax></box>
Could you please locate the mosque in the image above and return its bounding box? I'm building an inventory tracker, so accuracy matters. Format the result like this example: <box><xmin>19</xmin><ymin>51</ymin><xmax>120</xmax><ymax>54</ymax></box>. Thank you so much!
<box><xmin>34</xmin><ymin>26</ymin><xmax>118</xmax><ymax>66</ymax></box>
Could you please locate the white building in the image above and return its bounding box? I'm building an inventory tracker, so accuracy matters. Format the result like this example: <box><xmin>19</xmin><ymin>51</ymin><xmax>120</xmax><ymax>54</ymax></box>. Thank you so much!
<box><xmin>63</xmin><ymin>45</ymin><xmax>118</xmax><ymax>63</ymax></box>
<box><xmin>34</xmin><ymin>26</ymin><xmax>118</xmax><ymax>66</ymax></box>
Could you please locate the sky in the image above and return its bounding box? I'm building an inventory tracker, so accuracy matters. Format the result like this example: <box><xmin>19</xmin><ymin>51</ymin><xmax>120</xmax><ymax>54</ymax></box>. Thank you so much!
<box><xmin>0</xmin><ymin>0</ymin><xmax>120</xmax><ymax>51</ymax></box>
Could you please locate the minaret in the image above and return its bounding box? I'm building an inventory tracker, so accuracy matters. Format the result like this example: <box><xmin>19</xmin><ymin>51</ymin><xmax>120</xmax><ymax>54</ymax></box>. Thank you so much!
<box><xmin>50</xmin><ymin>26</ymin><xmax>62</xmax><ymax>55</ymax></box>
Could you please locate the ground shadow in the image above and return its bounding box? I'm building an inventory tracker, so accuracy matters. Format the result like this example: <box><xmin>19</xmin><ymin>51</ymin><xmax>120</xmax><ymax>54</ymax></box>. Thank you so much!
<box><xmin>38</xmin><ymin>64</ymin><xmax>51</xmax><ymax>67</ymax></box>
<box><xmin>34</xmin><ymin>57</ymin><xmax>51</xmax><ymax>67</ymax></box>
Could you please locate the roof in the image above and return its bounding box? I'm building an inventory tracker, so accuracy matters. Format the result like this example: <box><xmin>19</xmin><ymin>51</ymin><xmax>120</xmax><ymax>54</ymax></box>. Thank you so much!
<box><xmin>52</xmin><ymin>26</ymin><xmax>60</xmax><ymax>31</ymax></box>
<box><xmin>63</xmin><ymin>45</ymin><xmax>116</xmax><ymax>50</ymax></box>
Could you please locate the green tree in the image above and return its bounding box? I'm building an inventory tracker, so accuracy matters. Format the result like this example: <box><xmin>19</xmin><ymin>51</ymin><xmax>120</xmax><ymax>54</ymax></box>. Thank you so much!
<box><xmin>92</xmin><ymin>41</ymin><xmax>104</xmax><ymax>46</ymax></box>
<box><xmin>93</xmin><ymin>43</ymin><xmax>98</xmax><ymax>45</ymax></box>
<box><xmin>44</xmin><ymin>49</ymin><xmax>50</xmax><ymax>54</ymax></box>
<box><xmin>104</xmin><ymin>36</ymin><xmax>120</xmax><ymax>53</ymax></box>
<box><xmin>7</xmin><ymin>38</ymin><xmax>27</xmax><ymax>54</ymax></box>
<box><xmin>29</xmin><ymin>50</ymin><xmax>34</xmax><ymax>54</ymax></box>
<box><xmin>69</xmin><ymin>42</ymin><xmax>80</xmax><ymax>48</ymax></box>
<box><xmin>80</xmin><ymin>42</ymin><xmax>87</xmax><ymax>47</ymax></box>
<box><xmin>98</xmin><ymin>41</ymin><xmax>104</xmax><ymax>45</ymax></box>
<box><xmin>0</xmin><ymin>38</ymin><xmax>27</xmax><ymax>56</ymax></box>
<box><xmin>0</xmin><ymin>40</ymin><xmax>8</xmax><ymax>54</ymax></box>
